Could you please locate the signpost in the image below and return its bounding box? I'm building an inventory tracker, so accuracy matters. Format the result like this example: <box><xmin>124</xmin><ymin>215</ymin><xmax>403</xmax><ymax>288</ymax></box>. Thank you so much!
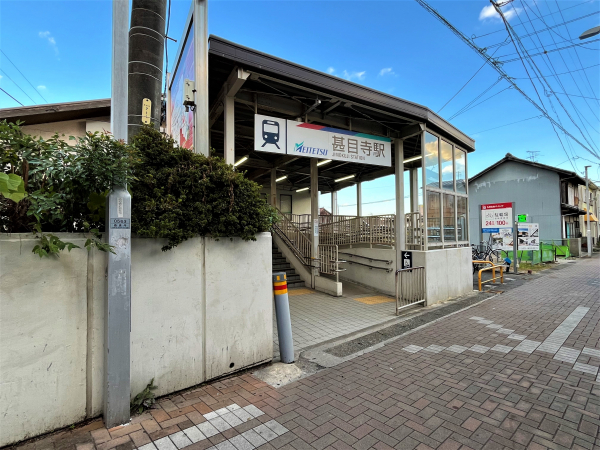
<box><xmin>402</xmin><ymin>251</ymin><xmax>413</xmax><ymax>269</ymax></box>
<box><xmin>254</xmin><ymin>114</ymin><xmax>392</xmax><ymax>167</ymax></box>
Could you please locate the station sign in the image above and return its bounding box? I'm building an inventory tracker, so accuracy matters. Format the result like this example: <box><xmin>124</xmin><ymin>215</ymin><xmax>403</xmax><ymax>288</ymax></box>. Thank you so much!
<box><xmin>254</xmin><ymin>114</ymin><xmax>391</xmax><ymax>167</ymax></box>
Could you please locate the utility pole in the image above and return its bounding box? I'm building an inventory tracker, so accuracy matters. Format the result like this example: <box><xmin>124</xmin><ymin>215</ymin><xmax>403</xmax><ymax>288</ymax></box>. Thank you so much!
<box><xmin>585</xmin><ymin>166</ymin><xmax>592</xmax><ymax>257</ymax></box>
<box><xmin>105</xmin><ymin>0</ymin><xmax>131</xmax><ymax>429</ymax></box>
<box><xmin>127</xmin><ymin>0</ymin><xmax>167</xmax><ymax>140</ymax></box>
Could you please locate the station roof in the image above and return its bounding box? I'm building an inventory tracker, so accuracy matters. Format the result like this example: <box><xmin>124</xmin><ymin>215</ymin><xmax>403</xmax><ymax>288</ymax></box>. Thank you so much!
<box><xmin>207</xmin><ymin>35</ymin><xmax>475</xmax><ymax>193</ymax></box>
<box><xmin>0</xmin><ymin>99</ymin><xmax>110</xmax><ymax>125</ymax></box>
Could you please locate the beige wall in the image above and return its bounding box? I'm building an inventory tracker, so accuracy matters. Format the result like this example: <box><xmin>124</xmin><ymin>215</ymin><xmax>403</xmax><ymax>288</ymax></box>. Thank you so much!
<box><xmin>21</xmin><ymin>117</ymin><xmax>110</xmax><ymax>144</ymax></box>
<box><xmin>260</xmin><ymin>187</ymin><xmax>311</xmax><ymax>214</ymax></box>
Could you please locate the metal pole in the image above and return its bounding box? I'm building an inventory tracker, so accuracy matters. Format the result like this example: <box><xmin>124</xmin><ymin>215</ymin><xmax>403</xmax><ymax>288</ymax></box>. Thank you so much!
<box><xmin>585</xmin><ymin>166</ymin><xmax>592</xmax><ymax>257</ymax></box>
<box><xmin>193</xmin><ymin>0</ymin><xmax>209</xmax><ymax>155</ymax></box>
<box><xmin>310</xmin><ymin>159</ymin><xmax>319</xmax><ymax>287</ymax></box>
<box><xmin>273</xmin><ymin>273</ymin><xmax>294</xmax><ymax>363</ymax></box>
<box><xmin>512</xmin><ymin>202</ymin><xmax>518</xmax><ymax>274</ymax></box>
<box><xmin>127</xmin><ymin>0</ymin><xmax>166</xmax><ymax>141</ymax></box>
<box><xmin>395</xmin><ymin>139</ymin><xmax>406</xmax><ymax>268</ymax></box>
<box><xmin>270</xmin><ymin>169</ymin><xmax>277</xmax><ymax>208</ymax></box>
<box><xmin>356</xmin><ymin>182</ymin><xmax>362</xmax><ymax>217</ymax></box>
<box><xmin>104</xmin><ymin>0</ymin><xmax>131</xmax><ymax>429</ymax></box>
<box><xmin>331</xmin><ymin>190</ymin><xmax>337</xmax><ymax>216</ymax></box>
<box><xmin>224</xmin><ymin>94</ymin><xmax>235</xmax><ymax>165</ymax></box>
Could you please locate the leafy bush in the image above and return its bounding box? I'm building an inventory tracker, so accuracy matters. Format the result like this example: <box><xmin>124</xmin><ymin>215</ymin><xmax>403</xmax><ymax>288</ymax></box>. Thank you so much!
<box><xmin>130</xmin><ymin>126</ymin><xmax>278</xmax><ymax>250</ymax></box>
<box><xmin>0</xmin><ymin>120</ymin><xmax>137</xmax><ymax>256</ymax></box>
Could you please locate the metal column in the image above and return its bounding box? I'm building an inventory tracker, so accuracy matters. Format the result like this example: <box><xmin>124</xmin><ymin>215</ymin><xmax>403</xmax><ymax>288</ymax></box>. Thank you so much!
<box><xmin>410</xmin><ymin>168</ymin><xmax>419</xmax><ymax>213</ymax></box>
<box><xmin>310</xmin><ymin>159</ymin><xmax>319</xmax><ymax>288</ymax></box>
<box><xmin>331</xmin><ymin>190</ymin><xmax>338</xmax><ymax>216</ymax></box>
<box><xmin>395</xmin><ymin>139</ymin><xmax>406</xmax><ymax>268</ymax></box>
<box><xmin>193</xmin><ymin>0</ymin><xmax>209</xmax><ymax>156</ymax></box>
<box><xmin>105</xmin><ymin>0</ymin><xmax>131</xmax><ymax>429</ymax></box>
<box><xmin>224</xmin><ymin>95</ymin><xmax>235</xmax><ymax>165</ymax></box>
<box><xmin>357</xmin><ymin>182</ymin><xmax>362</xmax><ymax>217</ymax></box>
<box><xmin>585</xmin><ymin>166</ymin><xmax>592</xmax><ymax>257</ymax></box>
<box><xmin>270</xmin><ymin>169</ymin><xmax>277</xmax><ymax>208</ymax></box>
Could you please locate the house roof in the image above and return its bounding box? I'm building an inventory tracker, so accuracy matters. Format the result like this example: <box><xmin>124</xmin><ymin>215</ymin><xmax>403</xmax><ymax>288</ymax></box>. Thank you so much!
<box><xmin>469</xmin><ymin>153</ymin><xmax>587</xmax><ymax>186</ymax></box>
<box><xmin>0</xmin><ymin>99</ymin><xmax>110</xmax><ymax>125</ymax></box>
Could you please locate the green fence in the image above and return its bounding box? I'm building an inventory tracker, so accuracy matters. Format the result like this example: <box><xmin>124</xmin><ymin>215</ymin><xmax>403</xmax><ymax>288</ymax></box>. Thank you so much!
<box><xmin>500</xmin><ymin>241</ymin><xmax>571</xmax><ymax>264</ymax></box>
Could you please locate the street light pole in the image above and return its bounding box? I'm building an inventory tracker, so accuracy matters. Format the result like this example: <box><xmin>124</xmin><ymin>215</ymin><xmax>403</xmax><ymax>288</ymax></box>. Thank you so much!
<box><xmin>585</xmin><ymin>166</ymin><xmax>592</xmax><ymax>257</ymax></box>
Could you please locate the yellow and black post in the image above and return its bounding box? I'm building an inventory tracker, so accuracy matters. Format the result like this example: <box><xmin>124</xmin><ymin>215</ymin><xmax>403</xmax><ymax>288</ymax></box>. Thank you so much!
<box><xmin>273</xmin><ymin>272</ymin><xmax>294</xmax><ymax>363</ymax></box>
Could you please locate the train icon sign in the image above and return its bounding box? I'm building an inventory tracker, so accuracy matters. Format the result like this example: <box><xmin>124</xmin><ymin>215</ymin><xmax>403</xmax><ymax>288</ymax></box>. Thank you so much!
<box><xmin>254</xmin><ymin>114</ymin><xmax>286</xmax><ymax>155</ymax></box>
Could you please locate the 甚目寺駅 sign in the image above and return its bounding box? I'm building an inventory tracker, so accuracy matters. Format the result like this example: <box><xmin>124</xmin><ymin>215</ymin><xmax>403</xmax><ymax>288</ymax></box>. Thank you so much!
<box><xmin>254</xmin><ymin>114</ymin><xmax>391</xmax><ymax>167</ymax></box>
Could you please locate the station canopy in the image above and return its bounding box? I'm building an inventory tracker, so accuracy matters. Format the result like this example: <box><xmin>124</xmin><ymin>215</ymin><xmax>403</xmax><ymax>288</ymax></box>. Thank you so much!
<box><xmin>207</xmin><ymin>35</ymin><xmax>475</xmax><ymax>193</ymax></box>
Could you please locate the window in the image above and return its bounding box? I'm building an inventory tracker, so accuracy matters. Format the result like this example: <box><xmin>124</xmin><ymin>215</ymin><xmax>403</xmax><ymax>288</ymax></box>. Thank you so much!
<box><xmin>443</xmin><ymin>193</ymin><xmax>455</xmax><ymax>241</ymax></box>
<box><xmin>280</xmin><ymin>194</ymin><xmax>292</xmax><ymax>214</ymax></box>
<box><xmin>427</xmin><ymin>191</ymin><xmax>441</xmax><ymax>243</ymax></box>
<box><xmin>455</xmin><ymin>149</ymin><xmax>466</xmax><ymax>194</ymax></box>
<box><xmin>441</xmin><ymin>140</ymin><xmax>453</xmax><ymax>191</ymax></box>
<box><xmin>457</xmin><ymin>197</ymin><xmax>468</xmax><ymax>241</ymax></box>
<box><xmin>425</xmin><ymin>132</ymin><xmax>439</xmax><ymax>188</ymax></box>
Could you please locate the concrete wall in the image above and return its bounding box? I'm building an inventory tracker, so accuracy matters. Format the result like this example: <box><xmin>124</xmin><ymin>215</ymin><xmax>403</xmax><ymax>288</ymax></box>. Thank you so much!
<box><xmin>469</xmin><ymin>161</ymin><xmax>563</xmax><ymax>244</ymax></box>
<box><xmin>339</xmin><ymin>247</ymin><xmax>396</xmax><ymax>296</ymax></box>
<box><xmin>568</xmin><ymin>238</ymin><xmax>581</xmax><ymax>257</ymax></box>
<box><xmin>412</xmin><ymin>247</ymin><xmax>472</xmax><ymax>305</ymax></box>
<box><xmin>0</xmin><ymin>233</ymin><xmax>272</xmax><ymax>447</ymax></box>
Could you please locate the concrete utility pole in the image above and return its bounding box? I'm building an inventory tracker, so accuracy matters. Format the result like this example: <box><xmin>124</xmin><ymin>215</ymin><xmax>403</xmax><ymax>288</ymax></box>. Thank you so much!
<box><xmin>585</xmin><ymin>166</ymin><xmax>592</xmax><ymax>257</ymax></box>
<box><xmin>127</xmin><ymin>0</ymin><xmax>167</xmax><ymax>140</ymax></box>
<box><xmin>105</xmin><ymin>0</ymin><xmax>131</xmax><ymax>429</ymax></box>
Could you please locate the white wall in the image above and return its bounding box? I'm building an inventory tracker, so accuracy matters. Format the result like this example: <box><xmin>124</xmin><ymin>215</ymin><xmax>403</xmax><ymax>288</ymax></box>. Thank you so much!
<box><xmin>0</xmin><ymin>233</ymin><xmax>272</xmax><ymax>447</ymax></box>
<box><xmin>339</xmin><ymin>247</ymin><xmax>396</xmax><ymax>296</ymax></box>
<box><xmin>260</xmin><ymin>187</ymin><xmax>311</xmax><ymax>214</ymax></box>
<box><xmin>339</xmin><ymin>246</ymin><xmax>472</xmax><ymax>305</ymax></box>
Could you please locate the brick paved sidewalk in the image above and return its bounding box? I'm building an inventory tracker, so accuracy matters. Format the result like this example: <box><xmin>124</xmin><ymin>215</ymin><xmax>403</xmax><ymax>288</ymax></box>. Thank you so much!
<box><xmin>12</xmin><ymin>257</ymin><xmax>600</xmax><ymax>450</ymax></box>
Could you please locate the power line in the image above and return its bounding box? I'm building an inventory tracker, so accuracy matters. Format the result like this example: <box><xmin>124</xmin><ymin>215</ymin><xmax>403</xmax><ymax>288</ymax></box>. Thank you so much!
<box><xmin>471</xmin><ymin>0</ymin><xmax>593</xmax><ymax>39</ymax></box>
<box><xmin>513</xmin><ymin>63</ymin><xmax>600</xmax><ymax>79</ymax></box>
<box><xmin>469</xmin><ymin>115</ymin><xmax>543</xmax><ymax>135</ymax></box>
<box><xmin>499</xmin><ymin>38</ymin><xmax>600</xmax><ymax>63</ymax></box>
<box><xmin>437</xmin><ymin>43</ymin><xmax>505</xmax><ymax>113</ymax></box>
<box><xmin>0</xmin><ymin>68</ymin><xmax>37</xmax><ymax>105</ymax></box>
<box><xmin>515</xmin><ymin>1</ymin><xmax>599</xmax><ymax>156</ymax></box>
<box><xmin>0</xmin><ymin>49</ymin><xmax>48</xmax><ymax>103</ymax></box>
<box><xmin>413</xmin><ymin>0</ymin><xmax>599</xmax><ymax>161</ymax></box>
<box><xmin>0</xmin><ymin>87</ymin><xmax>24</xmax><ymax>106</ymax></box>
<box><xmin>450</xmin><ymin>84</ymin><xmax>511</xmax><ymax>120</ymax></box>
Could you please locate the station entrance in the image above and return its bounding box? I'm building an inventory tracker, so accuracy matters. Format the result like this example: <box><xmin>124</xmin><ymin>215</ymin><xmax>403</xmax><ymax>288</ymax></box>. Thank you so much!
<box><xmin>168</xmin><ymin>35</ymin><xmax>477</xmax><ymax>345</ymax></box>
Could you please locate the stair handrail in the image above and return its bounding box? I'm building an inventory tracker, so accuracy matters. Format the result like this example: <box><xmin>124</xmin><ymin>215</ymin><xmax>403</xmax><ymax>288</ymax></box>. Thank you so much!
<box><xmin>272</xmin><ymin>208</ymin><xmax>318</xmax><ymax>268</ymax></box>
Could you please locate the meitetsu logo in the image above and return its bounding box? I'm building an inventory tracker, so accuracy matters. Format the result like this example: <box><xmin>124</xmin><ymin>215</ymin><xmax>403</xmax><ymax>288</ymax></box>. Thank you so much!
<box><xmin>294</xmin><ymin>142</ymin><xmax>328</xmax><ymax>156</ymax></box>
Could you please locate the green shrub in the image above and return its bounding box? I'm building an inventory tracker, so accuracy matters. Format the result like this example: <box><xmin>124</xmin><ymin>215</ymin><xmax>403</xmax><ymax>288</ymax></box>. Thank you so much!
<box><xmin>130</xmin><ymin>126</ymin><xmax>278</xmax><ymax>250</ymax></box>
<box><xmin>1</xmin><ymin>120</ymin><xmax>137</xmax><ymax>256</ymax></box>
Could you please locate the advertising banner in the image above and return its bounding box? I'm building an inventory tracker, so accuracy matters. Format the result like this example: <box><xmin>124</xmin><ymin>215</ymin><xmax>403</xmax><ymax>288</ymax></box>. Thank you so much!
<box><xmin>254</xmin><ymin>114</ymin><xmax>391</xmax><ymax>167</ymax></box>
<box><xmin>518</xmin><ymin>223</ymin><xmax>540</xmax><ymax>250</ymax></box>
<box><xmin>170</xmin><ymin>27</ymin><xmax>195</xmax><ymax>149</ymax></box>
<box><xmin>481</xmin><ymin>202</ymin><xmax>512</xmax><ymax>233</ymax></box>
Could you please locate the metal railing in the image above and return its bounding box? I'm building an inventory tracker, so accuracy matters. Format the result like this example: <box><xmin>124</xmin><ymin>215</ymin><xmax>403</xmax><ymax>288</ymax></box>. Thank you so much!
<box><xmin>317</xmin><ymin>244</ymin><xmax>345</xmax><ymax>282</ymax></box>
<box><xmin>272</xmin><ymin>211</ymin><xmax>315</xmax><ymax>268</ymax></box>
<box><xmin>395</xmin><ymin>267</ymin><xmax>426</xmax><ymax>315</ymax></box>
<box><xmin>319</xmin><ymin>215</ymin><xmax>395</xmax><ymax>246</ymax></box>
<box><xmin>405</xmin><ymin>212</ymin><xmax>424</xmax><ymax>250</ymax></box>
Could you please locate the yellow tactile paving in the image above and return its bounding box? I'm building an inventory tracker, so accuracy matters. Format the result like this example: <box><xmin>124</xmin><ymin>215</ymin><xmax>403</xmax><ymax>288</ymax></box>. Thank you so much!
<box><xmin>353</xmin><ymin>295</ymin><xmax>395</xmax><ymax>305</ymax></box>
<box><xmin>288</xmin><ymin>288</ymin><xmax>316</xmax><ymax>296</ymax></box>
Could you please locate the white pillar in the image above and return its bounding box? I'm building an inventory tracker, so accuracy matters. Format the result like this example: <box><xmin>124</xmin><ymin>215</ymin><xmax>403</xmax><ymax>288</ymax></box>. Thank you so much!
<box><xmin>331</xmin><ymin>190</ymin><xmax>338</xmax><ymax>216</ymax></box>
<box><xmin>224</xmin><ymin>95</ymin><xmax>235</xmax><ymax>165</ymax></box>
<box><xmin>310</xmin><ymin>159</ymin><xmax>319</xmax><ymax>287</ymax></box>
<box><xmin>357</xmin><ymin>182</ymin><xmax>362</xmax><ymax>216</ymax></box>
<box><xmin>410</xmin><ymin>168</ymin><xmax>419</xmax><ymax>213</ymax></box>
<box><xmin>271</xmin><ymin>169</ymin><xmax>277</xmax><ymax>209</ymax></box>
<box><xmin>193</xmin><ymin>0</ymin><xmax>209</xmax><ymax>156</ymax></box>
<box><xmin>395</xmin><ymin>139</ymin><xmax>406</xmax><ymax>269</ymax></box>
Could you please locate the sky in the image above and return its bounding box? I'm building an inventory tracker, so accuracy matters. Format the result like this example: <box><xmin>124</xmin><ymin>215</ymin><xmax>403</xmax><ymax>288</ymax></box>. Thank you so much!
<box><xmin>0</xmin><ymin>0</ymin><xmax>598</xmax><ymax>215</ymax></box>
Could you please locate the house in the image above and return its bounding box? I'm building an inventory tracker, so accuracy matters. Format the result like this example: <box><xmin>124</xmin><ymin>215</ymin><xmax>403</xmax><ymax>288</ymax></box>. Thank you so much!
<box><xmin>468</xmin><ymin>153</ymin><xmax>587</xmax><ymax>246</ymax></box>
<box><xmin>578</xmin><ymin>181</ymin><xmax>599</xmax><ymax>250</ymax></box>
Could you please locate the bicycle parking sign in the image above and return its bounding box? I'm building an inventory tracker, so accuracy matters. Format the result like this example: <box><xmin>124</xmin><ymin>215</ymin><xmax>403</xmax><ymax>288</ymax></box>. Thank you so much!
<box><xmin>481</xmin><ymin>202</ymin><xmax>513</xmax><ymax>233</ymax></box>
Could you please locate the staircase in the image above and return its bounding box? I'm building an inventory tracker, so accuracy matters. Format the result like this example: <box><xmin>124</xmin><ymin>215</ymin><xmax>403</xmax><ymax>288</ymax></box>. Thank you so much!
<box><xmin>272</xmin><ymin>242</ymin><xmax>305</xmax><ymax>288</ymax></box>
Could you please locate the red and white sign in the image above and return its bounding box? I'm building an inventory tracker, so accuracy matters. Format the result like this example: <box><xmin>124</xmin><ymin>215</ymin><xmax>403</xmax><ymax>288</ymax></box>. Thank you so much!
<box><xmin>481</xmin><ymin>202</ymin><xmax>513</xmax><ymax>231</ymax></box>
